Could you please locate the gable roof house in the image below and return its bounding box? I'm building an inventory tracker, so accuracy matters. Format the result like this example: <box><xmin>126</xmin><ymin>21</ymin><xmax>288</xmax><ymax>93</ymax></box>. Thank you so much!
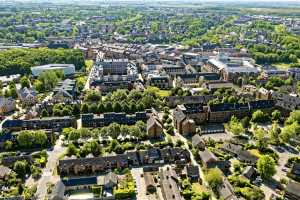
<box><xmin>221</xmin><ymin>143</ymin><xmax>258</xmax><ymax>165</ymax></box>
<box><xmin>18</xmin><ymin>87</ymin><xmax>37</xmax><ymax>106</ymax></box>
<box><xmin>184</xmin><ymin>165</ymin><xmax>200</xmax><ymax>182</ymax></box>
<box><xmin>242</xmin><ymin>166</ymin><xmax>256</xmax><ymax>180</ymax></box>
<box><xmin>0</xmin><ymin>165</ymin><xmax>12</xmax><ymax>180</ymax></box>
<box><xmin>159</xmin><ymin>167</ymin><xmax>183</xmax><ymax>200</ymax></box>
<box><xmin>173</xmin><ymin>104</ymin><xmax>207</xmax><ymax>135</ymax></box>
<box><xmin>198</xmin><ymin>149</ymin><xmax>230</xmax><ymax>172</ymax></box>
<box><xmin>49</xmin><ymin>180</ymin><xmax>66</xmax><ymax>200</ymax></box>
<box><xmin>192</xmin><ymin>134</ymin><xmax>205</xmax><ymax>150</ymax></box>
<box><xmin>52</xmin><ymin>79</ymin><xmax>76</xmax><ymax>103</ymax></box>
<box><xmin>147</xmin><ymin>113</ymin><xmax>163</xmax><ymax>139</ymax></box>
<box><xmin>0</xmin><ymin>97</ymin><xmax>15</xmax><ymax>114</ymax></box>
<box><xmin>218</xmin><ymin>178</ymin><xmax>239</xmax><ymax>200</ymax></box>
<box><xmin>166</xmin><ymin>95</ymin><xmax>215</xmax><ymax>108</ymax></box>
<box><xmin>98</xmin><ymin>172</ymin><xmax>119</xmax><ymax>189</ymax></box>
<box><xmin>271</xmin><ymin>91</ymin><xmax>300</xmax><ymax>112</ymax></box>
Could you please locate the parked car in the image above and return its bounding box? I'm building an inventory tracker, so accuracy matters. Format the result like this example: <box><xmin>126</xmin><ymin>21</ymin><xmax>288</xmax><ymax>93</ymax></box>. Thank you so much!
<box><xmin>275</xmin><ymin>146</ymin><xmax>285</xmax><ymax>153</ymax></box>
<box><xmin>253</xmin><ymin>177</ymin><xmax>262</xmax><ymax>186</ymax></box>
<box><xmin>282</xmin><ymin>168</ymin><xmax>289</xmax><ymax>172</ymax></box>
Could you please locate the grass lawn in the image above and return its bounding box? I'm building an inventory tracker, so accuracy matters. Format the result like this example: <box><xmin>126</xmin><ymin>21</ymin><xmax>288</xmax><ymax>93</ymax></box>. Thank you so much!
<box><xmin>274</xmin><ymin>59</ymin><xmax>300</xmax><ymax>70</ymax></box>
<box><xmin>146</xmin><ymin>86</ymin><xmax>171</xmax><ymax>97</ymax></box>
<box><xmin>274</xmin><ymin>63</ymin><xmax>291</xmax><ymax>70</ymax></box>
<box><xmin>85</xmin><ymin>60</ymin><xmax>94</xmax><ymax>72</ymax></box>
<box><xmin>192</xmin><ymin>183</ymin><xmax>207</xmax><ymax>194</ymax></box>
<box><xmin>249</xmin><ymin>149</ymin><xmax>262</xmax><ymax>158</ymax></box>
<box><xmin>156</xmin><ymin>89</ymin><xmax>171</xmax><ymax>97</ymax></box>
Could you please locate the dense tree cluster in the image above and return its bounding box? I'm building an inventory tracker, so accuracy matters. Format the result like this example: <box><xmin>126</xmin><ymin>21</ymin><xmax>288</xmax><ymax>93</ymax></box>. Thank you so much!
<box><xmin>63</xmin><ymin>121</ymin><xmax>146</xmax><ymax>142</ymax></box>
<box><xmin>16</xmin><ymin>130</ymin><xmax>48</xmax><ymax>149</ymax></box>
<box><xmin>0</xmin><ymin>48</ymin><xmax>85</xmax><ymax>75</ymax></box>
<box><xmin>34</xmin><ymin>70</ymin><xmax>63</xmax><ymax>93</ymax></box>
<box><xmin>82</xmin><ymin>89</ymin><xmax>162</xmax><ymax>114</ymax></box>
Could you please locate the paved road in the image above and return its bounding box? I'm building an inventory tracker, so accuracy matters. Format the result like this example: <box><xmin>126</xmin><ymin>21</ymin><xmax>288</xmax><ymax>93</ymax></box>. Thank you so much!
<box><xmin>170</xmin><ymin>117</ymin><xmax>217</xmax><ymax>200</ymax></box>
<box><xmin>35</xmin><ymin>136</ymin><xmax>65</xmax><ymax>200</ymax></box>
<box><xmin>131</xmin><ymin>168</ymin><xmax>149</xmax><ymax>200</ymax></box>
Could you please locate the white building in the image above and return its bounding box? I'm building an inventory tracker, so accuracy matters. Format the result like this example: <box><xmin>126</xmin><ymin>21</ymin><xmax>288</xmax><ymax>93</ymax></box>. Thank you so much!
<box><xmin>31</xmin><ymin>64</ymin><xmax>75</xmax><ymax>77</ymax></box>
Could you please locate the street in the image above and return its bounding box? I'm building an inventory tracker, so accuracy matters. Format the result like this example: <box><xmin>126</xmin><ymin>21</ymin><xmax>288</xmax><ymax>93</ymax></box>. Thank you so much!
<box><xmin>35</xmin><ymin>136</ymin><xmax>65</xmax><ymax>200</ymax></box>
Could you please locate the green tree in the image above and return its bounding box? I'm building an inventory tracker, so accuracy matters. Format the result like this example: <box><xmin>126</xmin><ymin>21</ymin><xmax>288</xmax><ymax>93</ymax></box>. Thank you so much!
<box><xmin>272</xmin><ymin>110</ymin><xmax>281</xmax><ymax>121</ymax></box>
<box><xmin>254</xmin><ymin>128</ymin><xmax>268</xmax><ymax>150</ymax></box>
<box><xmin>41</xmin><ymin>109</ymin><xmax>49</xmax><ymax>117</ymax></box>
<box><xmin>66</xmin><ymin>143</ymin><xmax>78</xmax><ymax>156</ymax></box>
<box><xmin>4</xmin><ymin>140</ymin><xmax>13</xmax><ymax>151</ymax></box>
<box><xmin>113</xmin><ymin>102</ymin><xmax>122</xmax><ymax>112</ymax></box>
<box><xmin>20</xmin><ymin>76</ymin><xmax>30</xmax><ymax>88</ymax></box>
<box><xmin>205</xmin><ymin>168</ymin><xmax>223</xmax><ymax>191</ymax></box>
<box><xmin>286</xmin><ymin>110</ymin><xmax>300</xmax><ymax>125</ymax></box>
<box><xmin>72</xmin><ymin>104</ymin><xmax>81</xmax><ymax>116</ymax></box>
<box><xmin>251</xmin><ymin>110</ymin><xmax>269</xmax><ymax>123</ymax></box>
<box><xmin>81</xmin><ymin>103</ymin><xmax>89</xmax><ymax>113</ymax></box>
<box><xmin>257</xmin><ymin>155</ymin><xmax>276</xmax><ymax>180</ymax></box>
<box><xmin>14</xmin><ymin>160</ymin><xmax>28</xmax><ymax>179</ymax></box>
<box><xmin>280</xmin><ymin>122</ymin><xmax>300</xmax><ymax>143</ymax></box>
<box><xmin>270</xmin><ymin>122</ymin><xmax>281</xmax><ymax>144</ymax></box>
<box><xmin>226</xmin><ymin>116</ymin><xmax>244</xmax><ymax>136</ymax></box>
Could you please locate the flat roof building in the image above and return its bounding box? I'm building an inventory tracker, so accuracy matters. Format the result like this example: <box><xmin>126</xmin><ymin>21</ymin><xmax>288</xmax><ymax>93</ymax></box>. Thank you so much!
<box><xmin>31</xmin><ymin>64</ymin><xmax>75</xmax><ymax>77</ymax></box>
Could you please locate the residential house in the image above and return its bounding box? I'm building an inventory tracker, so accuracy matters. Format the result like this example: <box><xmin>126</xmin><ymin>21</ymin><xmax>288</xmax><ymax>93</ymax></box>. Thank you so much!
<box><xmin>202</xmin><ymin>81</ymin><xmax>234</xmax><ymax>92</ymax></box>
<box><xmin>271</xmin><ymin>91</ymin><xmax>300</xmax><ymax>112</ymax></box>
<box><xmin>0</xmin><ymin>165</ymin><xmax>12</xmax><ymax>181</ymax></box>
<box><xmin>2</xmin><ymin>116</ymin><xmax>77</xmax><ymax>131</ymax></box>
<box><xmin>288</xmin><ymin>68</ymin><xmax>300</xmax><ymax>80</ymax></box>
<box><xmin>147</xmin><ymin>74</ymin><xmax>171</xmax><ymax>89</ymax></box>
<box><xmin>221</xmin><ymin>143</ymin><xmax>258</xmax><ymax>165</ymax></box>
<box><xmin>49</xmin><ymin>180</ymin><xmax>66</xmax><ymax>200</ymax></box>
<box><xmin>166</xmin><ymin>95</ymin><xmax>215</xmax><ymax>108</ymax></box>
<box><xmin>62</xmin><ymin>176</ymin><xmax>98</xmax><ymax>191</ymax></box>
<box><xmin>199</xmin><ymin>124</ymin><xmax>225</xmax><ymax>135</ymax></box>
<box><xmin>159</xmin><ymin>167</ymin><xmax>183</xmax><ymax>200</ymax></box>
<box><xmin>261</xmin><ymin>69</ymin><xmax>288</xmax><ymax>79</ymax></box>
<box><xmin>173</xmin><ymin>104</ymin><xmax>206</xmax><ymax>135</ymax></box>
<box><xmin>218</xmin><ymin>178</ymin><xmax>239</xmax><ymax>200</ymax></box>
<box><xmin>183</xmin><ymin>165</ymin><xmax>200</xmax><ymax>182</ymax></box>
<box><xmin>81</xmin><ymin>112</ymin><xmax>148</xmax><ymax>128</ymax></box>
<box><xmin>256</xmin><ymin>87</ymin><xmax>271</xmax><ymax>100</ymax></box>
<box><xmin>209</xmin><ymin>100</ymin><xmax>274</xmax><ymax>123</ymax></box>
<box><xmin>147</xmin><ymin>113</ymin><xmax>163</xmax><ymax>139</ymax></box>
<box><xmin>1</xmin><ymin>155</ymin><xmax>33</xmax><ymax>167</ymax></box>
<box><xmin>192</xmin><ymin>134</ymin><xmax>205</xmax><ymax>150</ymax></box>
<box><xmin>198</xmin><ymin>149</ymin><xmax>230</xmax><ymax>172</ymax></box>
<box><xmin>0</xmin><ymin>97</ymin><xmax>15</xmax><ymax>114</ymax></box>
<box><xmin>242</xmin><ymin>166</ymin><xmax>256</xmax><ymax>181</ymax></box>
<box><xmin>18</xmin><ymin>87</ymin><xmax>37</xmax><ymax>106</ymax></box>
<box><xmin>98</xmin><ymin>172</ymin><xmax>119</xmax><ymax>189</ymax></box>
<box><xmin>208</xmin><ymin>102</ymin><xmax>249</xmax><ymax>123</ymax></box>
<box><xmin>52</xmin><ymin>79</ymin><xmax>76</xmax><ymax>103</ymax></box>
<box><xmin>58</xmin><ymin>147</ymin><xmax>190</xmax><ymax>176</ymax></box>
